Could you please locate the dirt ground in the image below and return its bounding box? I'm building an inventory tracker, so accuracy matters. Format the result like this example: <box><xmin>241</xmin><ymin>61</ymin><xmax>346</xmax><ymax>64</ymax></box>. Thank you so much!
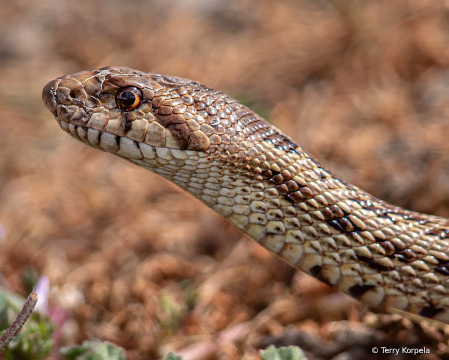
<box><xmin>2</xmin><ymin>0</ymin><xmax>449</xmax><ymax>359</ymax></box>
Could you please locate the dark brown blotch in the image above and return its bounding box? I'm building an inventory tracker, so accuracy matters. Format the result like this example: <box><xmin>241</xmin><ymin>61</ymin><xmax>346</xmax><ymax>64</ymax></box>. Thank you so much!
<box><xmin>357</xmin><ymin>255</ymin><xmax>391</xmax><ymax>271</ymax></box>
<box><xmin>366</xmin><ymin>259</ymin><xmax>391</xmax><ymax>271</ymax></box>
<box><xmin>156</xmin><ymin>113</ymin><xmax>185</xmax><ymax>127</ymax></box>
<box><xmin>337</xmin><ymin>218</ymin><xmax>354</xmax><ymax>233</ymax></box>
<box><xmin>379</xmin><ymin>241</ymin><xmax>395</xmax><ymax>255</ymax></box>
<box><xmin>285</xmin><ymin>180</ymin><xmax>299</xmax><ymax>192</ymax></box>
<box><xmin>280</xmin><ymin>170</ymin><xmax>293</xmax><ymax>181</ymax></box>
<box><xmin>299</xmin><ymin>187</ymin><xmax>314</xmax><ymax>199</ymax></box>
<box><xmin>374</xmin><ymin>235</ymin><xmax>387</xmax><ymax>242</ymax></box>
<box><xmin>310</xmin><ymin>265</ymin><xmax>322</xmax><ymax>276</ymax></box>
<box><xmin>289</xmin><ymin>191</ymin><xmax>304</xmax><ymax>203</ymax></box>
<box><xmin>328</xmin><ymin>204</ymin><xmax>345</xmax><ymax>218</ymax></box>
<box><xmin>392</xmin><ymin>254</ymin><xmax>406</xmax><ymax>263</ymax></box>
<box><xmin>261</xmin><ymin>170</ymin><xmax>273</xmax><ymax>179</ymax></box>
<box><xmin>349</xmin><ymin>284</ymin><xmax>376</xmax><ymax>298</ymax></box>
<box><xmin>321</xmin><ymin>207</ymin><xmax>334</xmax><ymax>221</ymax></box>
<box><xmin>272</xmin><ymin>174</ymin><xmax>285</xmax><ymax>185</ymax></box>
<box><xmin>167</xmin><ymin>123</ymin><xmax>191</xmax><ymax>149</ymax></box>
<box><xmin>419</xmin><ymin>304</ymin><xmax>444</xmax><ymax>319</ymax></box>
<box><xmin>395</xmin><ymin>249</ymin><xmax>417</xmax><ymax>262</ymax></box>
<box><xmin>263</xmin><ymin>133</ymin><xmax>296</xmax><ymax>149</ymax></box>
<box><xmin>327</xmin><ymin>217</ymin><xmax>355</xmax><ymax>234</ymax></box>
<box><xmin>435</xmin><ymin>266</ymin><xmax>449</xmax><ymax>276</ymax></box>
<box><xmin>428</xmin><ymin>228</ymin><xmax>449</xmax><ymax>239</ymax></box>
<box><xmin>390</xmin><ymin>238</ymin><xmax>407</xmax><ymax>251</ymax></box>
<box><xmin>351</xmin><ymin>221</ymin><xmax>365</xmax><ymax>232</ymax></box>
<box><xmin>275</xmin><ymin>184</ymin><xmax>289</xmax><ymax>195</ymax></box>
<box><xmin>327</xmin><ymin>219</ymin><xmax>344</xmax><ymax>232</ymax></box>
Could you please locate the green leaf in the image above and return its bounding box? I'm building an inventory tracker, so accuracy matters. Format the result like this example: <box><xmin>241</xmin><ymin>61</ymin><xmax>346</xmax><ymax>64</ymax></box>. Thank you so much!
<box><xmin>164</xmin><ymin>352</ymin><xmax>183</xmax><ymax>360</ymax></box>
<box><xmin>60</xmin><ymin>339</ymin><xmax>126</xmax><ymax>360</ymax></box>
<box><xmin>259</xmin><ymin>345</ymin><xmax>309</xmax><ymax>360</ymax></box>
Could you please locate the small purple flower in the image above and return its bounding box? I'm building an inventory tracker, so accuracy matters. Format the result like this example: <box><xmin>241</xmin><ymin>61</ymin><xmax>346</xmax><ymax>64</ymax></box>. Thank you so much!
<box><xmin>34</xmin><ymin>276</ymin><xmax>49</xmax><ymax>314</ymax></box>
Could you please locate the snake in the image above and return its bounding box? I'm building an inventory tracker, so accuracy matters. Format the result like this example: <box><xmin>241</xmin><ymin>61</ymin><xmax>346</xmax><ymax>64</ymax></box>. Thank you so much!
<box><xmin>42</xmin><ymin>66</ymin><xmax>449</xmax><ymax>326</ymax></box>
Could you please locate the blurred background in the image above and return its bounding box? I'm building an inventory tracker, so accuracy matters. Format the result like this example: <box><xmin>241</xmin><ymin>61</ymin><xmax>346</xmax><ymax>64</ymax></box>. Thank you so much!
<box><xmin>1</xmin><ymin>0</ymin><xmax>449</xmax><ymax>359</ymax></box>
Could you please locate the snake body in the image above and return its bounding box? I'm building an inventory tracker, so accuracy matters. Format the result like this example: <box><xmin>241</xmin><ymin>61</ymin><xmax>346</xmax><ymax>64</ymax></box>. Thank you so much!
<box><xmin>43</xmin><ymin>67</ymin><xmax>449</xmax><ymax>324</ymax></box>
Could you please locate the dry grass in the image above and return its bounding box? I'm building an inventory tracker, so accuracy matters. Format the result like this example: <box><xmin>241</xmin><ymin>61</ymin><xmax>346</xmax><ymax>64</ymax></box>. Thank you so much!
<box><xmin>1</xmin><ymin>0</ymin><xmax>449</xmax><ymax>359</ymax></box>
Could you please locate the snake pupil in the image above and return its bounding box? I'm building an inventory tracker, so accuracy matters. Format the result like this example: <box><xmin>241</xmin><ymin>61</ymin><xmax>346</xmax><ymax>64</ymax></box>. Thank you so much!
<box><xmin>119</xmin><ymin>91</ymin><xmax>135</xmax><ymax>106</ymax></box>
<box><xmin>116</xmin><ymin>86</ymin><xmax>142</xmax><ymax>111</ymax></box>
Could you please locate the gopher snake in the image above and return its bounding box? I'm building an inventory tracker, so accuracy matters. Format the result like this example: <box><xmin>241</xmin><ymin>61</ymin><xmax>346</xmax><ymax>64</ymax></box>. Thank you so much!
<box><xmin>43</xmin><ymin>67</ymin><xmax>449</xmax><ymax>325</ymax></box>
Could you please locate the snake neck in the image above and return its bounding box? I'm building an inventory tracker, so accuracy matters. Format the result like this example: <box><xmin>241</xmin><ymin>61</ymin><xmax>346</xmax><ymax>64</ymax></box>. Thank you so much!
<box><xmin>140</xmin><ymin>132</ymin><xmax>449</xmax><ymax>275</ymax></box>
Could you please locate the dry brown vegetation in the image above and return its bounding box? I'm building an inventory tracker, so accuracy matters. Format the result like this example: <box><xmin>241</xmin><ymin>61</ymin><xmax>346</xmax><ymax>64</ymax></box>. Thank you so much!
<box><xmin>2</xmin><ymin>0</ymin><xmax>449</xmax><ymax>359</ymax></box>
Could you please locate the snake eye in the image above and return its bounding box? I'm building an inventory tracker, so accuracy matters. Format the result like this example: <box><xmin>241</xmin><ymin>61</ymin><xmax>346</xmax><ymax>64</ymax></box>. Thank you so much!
<box><xmin>115</xmin><ymin>86</ymin><xmax>142</xmax><ymax>111</ymax></box>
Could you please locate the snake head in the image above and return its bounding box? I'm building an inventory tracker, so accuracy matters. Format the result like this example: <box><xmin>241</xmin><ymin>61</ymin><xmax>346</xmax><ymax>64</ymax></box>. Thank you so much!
<box><xmin>41</xmin><ymin>66</ymin><xmax>221</xmax><ymax>155</ymax></box>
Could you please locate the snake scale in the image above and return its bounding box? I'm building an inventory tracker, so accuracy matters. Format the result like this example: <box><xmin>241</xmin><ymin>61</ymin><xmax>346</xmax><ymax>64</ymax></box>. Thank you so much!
<box><xmin>42</xmin><ymin>66</ymin><xmax>449</xmax><ymax>325</ymax></box>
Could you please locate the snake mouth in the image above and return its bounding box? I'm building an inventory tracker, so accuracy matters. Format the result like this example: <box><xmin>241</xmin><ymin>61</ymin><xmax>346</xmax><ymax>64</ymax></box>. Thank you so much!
<box><xmin>42</xmin><ymin>78</ymin><xmax>60</xmax><ymax>115</ymax></box>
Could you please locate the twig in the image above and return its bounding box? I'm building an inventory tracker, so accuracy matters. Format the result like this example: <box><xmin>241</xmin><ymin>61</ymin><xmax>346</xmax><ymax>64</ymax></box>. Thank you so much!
<box><xmin>0</xmin><ymin>288</ymin><xmax>38</xmax><ymax>352</ymax></box>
